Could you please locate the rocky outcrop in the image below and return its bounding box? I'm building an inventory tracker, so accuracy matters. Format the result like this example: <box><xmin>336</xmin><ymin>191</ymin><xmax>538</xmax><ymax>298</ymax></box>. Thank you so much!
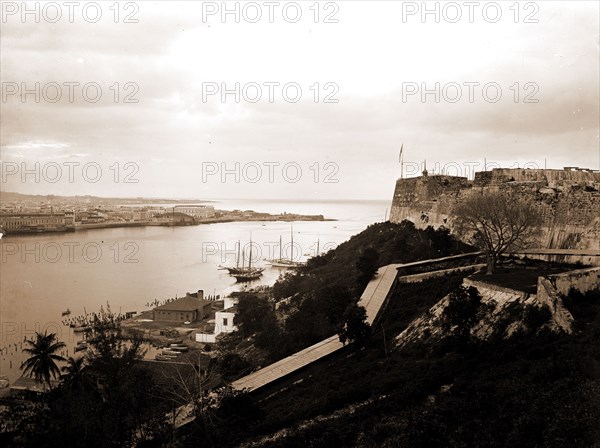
<box><xmin>395</xmin><ymin>267</ymin><xmax>600</xmax><ymax>348</ymax></box>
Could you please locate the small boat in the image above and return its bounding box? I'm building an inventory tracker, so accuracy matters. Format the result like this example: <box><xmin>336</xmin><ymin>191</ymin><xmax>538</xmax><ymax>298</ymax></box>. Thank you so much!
<box><xmin>75</xmin><ymin>343</ymin><xmax>88</xmax><ymax>352</ymax></box>
<box><xmin>155</xmin><ymin>354</ymin><xmax>177</xmax><ymax>361</ymax></box>
<box><xmin>73</xmin><ymin>326</ymin><xmax>91</xmax><ymax>333</ymax></box>
<box><xmin>162</xmin><ymin>349</ymin><xmax>180</xmax><ymax>356</ymax></box>
<box><xmin>169</xmin><ymin>345</ymin><xmax>189</xmax><ymax>352</ymax></box>
<box><xmin>62</xmin><ymin>309</ymin><xmax>71</xmax><ymax>316</ymax></box>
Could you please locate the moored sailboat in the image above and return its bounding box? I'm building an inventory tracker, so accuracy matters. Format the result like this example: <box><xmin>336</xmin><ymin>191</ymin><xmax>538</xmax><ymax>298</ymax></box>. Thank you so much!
<box><xmin>220</xmin><ymin>240</ymin><xmax>265</xmax><ymax>276</ymax></box>
<box><xmin>267</xmin><ymin>225</ymin><xmax>305</xmax><ymax>268</ymax></box>
<box><xmin>231</xmin><ymin>237</ymin><xmax>264</xmax><ymax>282</ymax></box>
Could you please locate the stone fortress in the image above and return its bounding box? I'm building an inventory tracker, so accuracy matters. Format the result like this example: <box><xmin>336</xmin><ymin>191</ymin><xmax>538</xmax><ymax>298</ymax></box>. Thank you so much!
<box><xmin>389</xmin><ymin>167</ymin><xmax>600</xmax><ymax>257</ymax></box>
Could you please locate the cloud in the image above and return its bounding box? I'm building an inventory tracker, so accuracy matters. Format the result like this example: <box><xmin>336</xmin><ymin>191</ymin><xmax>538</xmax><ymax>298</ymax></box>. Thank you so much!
<box><xmin>1</xmin><ymin>1</ymin><xmax>598</xmax><ymax>200</ymax></box>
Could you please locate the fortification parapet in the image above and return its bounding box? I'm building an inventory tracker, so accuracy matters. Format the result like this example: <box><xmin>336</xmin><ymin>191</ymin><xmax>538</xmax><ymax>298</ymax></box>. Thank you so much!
<box><xmin>389</xmin><ymin>167</ymin><xmax>600</xmax><ymax>257</ymax></box>
<box><xmin>389</xmin><ymin>175</ymin><xmax>471</xmax><ymax>225</ymax></box>
<box><xmin>474</xmin><ymin>168</ymin><xmax>600</xmax><ymax>187</ymax></box>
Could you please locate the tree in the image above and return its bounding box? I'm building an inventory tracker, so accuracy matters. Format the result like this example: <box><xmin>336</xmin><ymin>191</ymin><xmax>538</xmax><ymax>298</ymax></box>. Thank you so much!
<box><xmin>453</xmin><ymin>190</ymin><xmax>542</xmax><ymax>274</ymax></box>
<box><xmin>338</xmin><ymin>303</ymin><xmax>371</xmax><ymax>347</ymax></box>
<box><xmin>82</xmin><ymin>321</ymin><xmax>166</xmax><ymax>447</ymax></box>
<box><xmin>61</xmin><ymin>355</ymin><xmax>85</xmax><ymax>380</ymax></box>
<box><xmin>235</xmin><ymin>294</ymin><xmax>275</xmax><ymax>337</ymax></box>
<box><xmin>20</xmin><ymin>331</ymin><xmax>66</xmax><ymax>390</ymax></box>
<box><xmin>356</xmin><ymin>247</ymin><xmax>379</xmax><ymax>288</ymax></box>
<box><xmin>441</xmin><ymin>285</ymin><xmax>483</xmax><ymax>345</ymax></box>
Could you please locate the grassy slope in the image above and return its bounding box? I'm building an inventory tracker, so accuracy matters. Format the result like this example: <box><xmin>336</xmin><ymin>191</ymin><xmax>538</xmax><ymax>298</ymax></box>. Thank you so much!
<box><xmin>243</xmin><ymin>288</ymin><xmax>600</xmax><ymax>448</ymax></box>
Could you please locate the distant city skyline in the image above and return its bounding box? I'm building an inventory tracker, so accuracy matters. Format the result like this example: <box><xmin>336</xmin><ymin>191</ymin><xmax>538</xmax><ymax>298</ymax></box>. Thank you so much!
<box><xmin>1</xmin><ymin>1</ymin><xmax>599</xmax><ymax>200</ymax></box>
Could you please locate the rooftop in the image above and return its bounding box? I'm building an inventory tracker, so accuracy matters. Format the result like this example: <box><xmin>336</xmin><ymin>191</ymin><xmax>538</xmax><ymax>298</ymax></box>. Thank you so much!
<box><xmin>220</xmin><ymin>305</ymin><xmax>238</xmax><ymax>313</ymax></box>
<box><xmin>154</xmin><ymin>295</ymin><xmax>212</xmax><ymax>312</ymax></box>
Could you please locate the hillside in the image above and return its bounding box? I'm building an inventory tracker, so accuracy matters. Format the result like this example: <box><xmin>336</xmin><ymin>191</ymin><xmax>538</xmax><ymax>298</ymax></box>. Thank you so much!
<box><xmin>179</xmin><ymin>232</ymin><xmax>599</xmax><ymax>447</ymax></box>
<box><xmin>224</xmin><ymin>279</ymin><xmax>600</xmax><ymax>448</ymax></box>
<box><xmin>222</xmin><ymin>221</ymin><xmax>475</xmax><ymax>369</ymax></box>
<box><xmin>274</xmin><ymin>220</ymin><xmax>472</xmax><ymax>300</ymax></box>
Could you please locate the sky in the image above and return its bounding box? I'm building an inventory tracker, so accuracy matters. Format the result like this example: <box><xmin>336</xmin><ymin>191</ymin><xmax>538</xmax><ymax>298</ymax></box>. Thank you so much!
<box><xmin>1</xmin><ymin>0</ymin><xmax>599</xmax><ymax>200</ymax></box>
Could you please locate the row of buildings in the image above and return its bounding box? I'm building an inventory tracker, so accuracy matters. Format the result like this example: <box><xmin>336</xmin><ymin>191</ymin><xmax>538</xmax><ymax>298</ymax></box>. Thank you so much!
<box><xmin>0</xmin><ymin>204</ymin><xmax>216</xmax><ymax>234</ymax></box>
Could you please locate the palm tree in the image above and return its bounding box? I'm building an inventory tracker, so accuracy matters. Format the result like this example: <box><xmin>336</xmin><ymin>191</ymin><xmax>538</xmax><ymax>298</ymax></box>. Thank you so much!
<box><xmin>20</xmin><ymin>331</ymin><xmax>66</xmax><ymax>390</ymax></box>
<box><xmin>62</xmin><ymin>355</ymin><xmax>85</xmax><ymax>381</ymax></box>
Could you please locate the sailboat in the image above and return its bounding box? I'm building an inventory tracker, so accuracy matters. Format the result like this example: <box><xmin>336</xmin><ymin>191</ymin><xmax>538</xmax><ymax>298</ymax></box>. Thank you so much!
<box><xmin>219</xmin><ymin>241</ymin><xmax>265</xmax><ymax>275</ymax></box>
<box><xmin>267</xmin><ymin>225</ymin><xmax>305</xmax><ymax>268</ymax></box>
<box><xmin>232</xmin><ymin>239</ymin><xmax>264</xmax><ymax>282</ymax></box>
<box><xmin>304</xmin><ymin>237</ymin><xmax>325</xmax><ymax>258</ymax></box>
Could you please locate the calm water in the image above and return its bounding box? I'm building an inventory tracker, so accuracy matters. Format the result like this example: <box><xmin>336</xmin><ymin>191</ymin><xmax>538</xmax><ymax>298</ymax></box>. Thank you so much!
<box><xmin>0</xmin><ymin>199</ymin><xmax>388</xmax><ymax>382</ymax></box>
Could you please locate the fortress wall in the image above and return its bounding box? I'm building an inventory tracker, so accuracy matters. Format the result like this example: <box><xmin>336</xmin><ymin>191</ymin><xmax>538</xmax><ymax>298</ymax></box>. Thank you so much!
<box><xmin>389</xmin><ymin>175</ymin><xmax>471</xmax><ymax>227</ymax></box>
<box><xmin>390</xmin><ymin>168</ymin><xmax>600</xmax><ymax>253</ymax></box>
<box><xmin>548</xmin><ymin>268</ymin><xmax>600</xmax><ymax>296</ymax></box>
<box><xmin>475</xmin><ymin>168</ymin><xmax>600</xmax><ymax>185</ymax></box>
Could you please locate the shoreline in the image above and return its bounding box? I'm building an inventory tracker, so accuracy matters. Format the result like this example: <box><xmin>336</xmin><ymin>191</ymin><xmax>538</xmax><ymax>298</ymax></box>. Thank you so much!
<box><xmin>0</xmin><ymin>215</ymin><xmax>336</xmax><ymax>237</ymax></box>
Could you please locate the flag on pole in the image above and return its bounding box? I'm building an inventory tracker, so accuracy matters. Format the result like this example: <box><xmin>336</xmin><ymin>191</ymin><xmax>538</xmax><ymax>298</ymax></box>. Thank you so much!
<box><xmin>399</xmin><ymin>144</ymin><xmax>405</xmax><ymax>179</ymax></box>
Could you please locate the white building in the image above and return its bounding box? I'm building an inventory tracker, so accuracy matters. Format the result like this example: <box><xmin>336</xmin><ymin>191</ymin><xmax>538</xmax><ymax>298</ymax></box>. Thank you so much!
<box><xmin>196</xmin><ymin>296</ymin><xmax>238</xmax><ymax>343</ymax></box>
<box><xmin>174</xmin><ymin>205</ymin><xmax>216</xmax><ymax>219</ymax></box>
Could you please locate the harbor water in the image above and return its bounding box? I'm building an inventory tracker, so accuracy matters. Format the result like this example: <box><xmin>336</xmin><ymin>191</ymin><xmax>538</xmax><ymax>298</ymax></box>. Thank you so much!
<box><xmin>0</xmin><ymin>199</ymin><xmax>388</xmax><ymax>383</ymax></box>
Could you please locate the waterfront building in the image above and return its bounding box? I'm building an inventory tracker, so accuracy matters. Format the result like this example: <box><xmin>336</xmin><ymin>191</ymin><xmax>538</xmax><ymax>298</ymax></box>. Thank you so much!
<box><xmin>0</xmin><ymin>212</ymin><xmax>74</xmax><ymax>233</ymax></box>
<box><xmin>214</xmin><ymin>296</ymin><xmax>238</xmax><ymax>333</ymax></box>
<box><xmin>173</xmin><ymin>205</ymin><xmax>216</xmax><ymax>219</ymax></box>
<box><xmin>152</xmin><ymin>290</ymin><xmax>213</xmax><ymax>323</ymax></box>
<box><xmin>195</xmin><ymin>296</ymin><xmax>238</xmax><ymax>343</ymax></box>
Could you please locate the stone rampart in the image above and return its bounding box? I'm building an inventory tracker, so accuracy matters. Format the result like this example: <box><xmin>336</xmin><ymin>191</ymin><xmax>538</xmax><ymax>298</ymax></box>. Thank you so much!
<box><xmin>390</xmin><ymin>168</ymin><xmax>600</xmax><ymax>254</ymax></box>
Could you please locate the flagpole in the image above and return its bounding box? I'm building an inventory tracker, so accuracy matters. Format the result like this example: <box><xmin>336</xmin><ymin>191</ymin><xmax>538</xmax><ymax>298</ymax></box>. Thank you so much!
<box><xmin>400</xmin><ymin>144</ymin><xmax>404</xmax><ymax>179</ymax></box>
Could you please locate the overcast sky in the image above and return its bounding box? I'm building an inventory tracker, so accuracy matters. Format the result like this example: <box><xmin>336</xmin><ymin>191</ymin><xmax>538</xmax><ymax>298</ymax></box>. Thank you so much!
<box><xmin>1</xmin><ymin>1</ymin><xmax>598</xmax><ymax>200</ymax></box>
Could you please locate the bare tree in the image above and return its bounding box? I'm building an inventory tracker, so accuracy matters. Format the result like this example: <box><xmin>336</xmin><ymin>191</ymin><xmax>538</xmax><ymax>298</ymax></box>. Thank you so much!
<box><xmin>453</xmin><ymin>190</ymin><xmax>542</xmax><ymax>274</ymax></box>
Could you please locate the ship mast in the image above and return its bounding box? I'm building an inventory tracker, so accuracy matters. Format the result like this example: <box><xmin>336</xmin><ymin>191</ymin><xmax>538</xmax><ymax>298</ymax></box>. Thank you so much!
<box><xmin>290</xmin><ymin>224</ymin><xmax>294</xmax><ymax>262</ymax></box>
<box><xmin>248</xmin><ymin>235</ymin><xmax>253</xmax><ymax>270</ymax></box>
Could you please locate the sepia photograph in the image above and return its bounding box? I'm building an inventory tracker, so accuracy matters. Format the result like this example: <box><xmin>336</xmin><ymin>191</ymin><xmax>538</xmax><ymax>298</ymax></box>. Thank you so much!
<box><xmin>0</xmin><ymin>1</ymin><xmax>599</xmax><ymax>446</ymax></box>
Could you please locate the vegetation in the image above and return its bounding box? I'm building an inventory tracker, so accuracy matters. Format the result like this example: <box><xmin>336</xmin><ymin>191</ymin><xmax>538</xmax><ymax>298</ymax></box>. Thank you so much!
<box><xmin>355</xmin><ymin>247</ymin><xmax>380</xmax><ymax>289</ymax></box>
<box><xmin>441</xmin><ymin>285</ymin><xmax>483</xmax><ymax>344</ymax></box>
<box><xmin>453</xmin><ymin>191</ymin><xmax>542</xmax><ymax>274</ymax></box>
<box><xmin>6</xmin><ymin>221</ymin><xmax>594</xmax><ymax>447</ymax></box>
<box><xmin>3</xmin><ymin>322</ymin><xmax>172</xmax><ymax>447</ymax></box>
<box><xmin>226</xmin><ymin>221</ymin><xmax>472</xmax><ymax>365</ymax></box>
<box><xmin>20</xmin><ymin>331</ymin><xmax>66</xmax><ymax>391</ymax></box>
<box><xmin>224</xmin><ymin>281</ymin><xmax>600</xmax><ymax>448</ymax></box>
<box><xmin>338</xmin><ymin>303</ymin><xmax>371</xmax><ymax>347</ymax></box>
